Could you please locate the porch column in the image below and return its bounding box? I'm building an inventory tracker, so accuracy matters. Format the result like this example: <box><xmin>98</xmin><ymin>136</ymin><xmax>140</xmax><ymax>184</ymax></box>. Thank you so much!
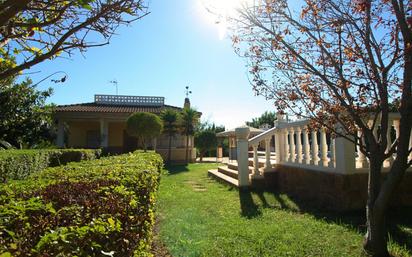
<box><xmin>289</xmin><ymin>127</ymin><xmax>296</xmax><ymax>162</ymax></box>
<box><xmin>56</xmin><ymin>119</ymin><xmax>65</xmax><ymax>148</ymax></box>
<box><xmin>100</xmin><ymin>119</ymin><xmax>108</xmax><ymax>148</ymax></box>
<box><xmin>264</xmin><ymin>138</ymin><xmax>272</xmax><ymax>171</ymax></box>
<box><xmin>236</xmin><ymin>126</ymin><xmax>251</xmax><ymax>187</ymax></box>
<box><xmin>284</xmin><ymin>129</ymin><xmax>290</xmax><ymax>162</ymax></box>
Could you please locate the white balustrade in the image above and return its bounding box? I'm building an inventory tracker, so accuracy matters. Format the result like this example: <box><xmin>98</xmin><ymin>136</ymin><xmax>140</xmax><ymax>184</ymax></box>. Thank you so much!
<box><xmin>252</xmin><ymin>145</ymin><xmax>260</xmax><ymax>177</ymax></box>
<box><xmin>264</xmin><ymin>138</ymin><xmax>272</xmax><ymax>171</ymax></box>
<box><xmin>284</xmin><ymin>129</ymin><xmax>290</xmax><ymax>162</ymax></box>
<box><xmin>296</xmin><ymin>127</ymin><xmax>303</xmax><ymax>163</ymax></box>
<box><xmin>303</xmin><ymin>127</ymin><xmax>310</xmax><ymax>164</ymax></box>
<box><xmin>289</xmin><ymin>128</ymin><xmax>296</xmax><ymax>162</ymax></box>
<box><xmin>311</xmin><ymin>130</ymin><xmax>319</xmax><ymax>165</ymax></box>
<box><xmin>319</xmin><ymin>128</ymin><xmax>328</xmax><ymax>167</ymax></box>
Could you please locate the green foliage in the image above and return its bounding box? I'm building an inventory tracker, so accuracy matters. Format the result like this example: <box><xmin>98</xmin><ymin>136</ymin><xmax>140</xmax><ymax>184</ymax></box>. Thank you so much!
<box><xmin>0</xmin><ymin>149</ymin><xmax>101</xmax><ymax>182</ymax></box>
<box><xmin>0</xmin><ymin>78</ymin><xmax>54</xmax><ymax>148</ymax></box>
<box><xmin>126</xmin><ymin>112</ymin><xmax>163</xmax><ymax>151</ymax></box>
<box><xmin>180</xmin><ymin>107</ymin><xmax>200</xmax><ymax>163</ymax></box>
<box><xmin>194</xmin><ymin>131</ymin><xmax>217</xmax><ymax>161</ymax></box>
<box><xmin>246</xmin><ymin>111</ymin><xmax>277</xmax><ymax>128</ymax></box>
<box><xmin>0</xmin><ymin>151</ymin><xmax>163</xmax><ymax>256</ymax></box>
<box><xmin>160</xmin><ymin>109</ymin><xmax>181</xmax><ymax>164</ymax></box>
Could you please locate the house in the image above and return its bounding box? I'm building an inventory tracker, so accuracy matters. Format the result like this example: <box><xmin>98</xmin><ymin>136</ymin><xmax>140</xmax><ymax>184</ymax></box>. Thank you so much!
<box><xmin>54</xmin><ymin>94</ymin><xmax>199</xmax><ymax>162</ymax></box>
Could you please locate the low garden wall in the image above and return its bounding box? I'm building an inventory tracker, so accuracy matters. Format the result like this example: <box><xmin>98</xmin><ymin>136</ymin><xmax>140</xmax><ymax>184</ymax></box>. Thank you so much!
<box><xmin>0</xmin><ymin>149</ymin><xmax>102</xmax><ymax>182</ymax></box>
<box><xmin>0</xmin><ymin>151</ymin><xmax>163</xmax><ymax>256</ymax></box>
<box><xmin>262</xmin><ymin>165</ymin><xmax>412</xmax><ymax>211</ymax></box>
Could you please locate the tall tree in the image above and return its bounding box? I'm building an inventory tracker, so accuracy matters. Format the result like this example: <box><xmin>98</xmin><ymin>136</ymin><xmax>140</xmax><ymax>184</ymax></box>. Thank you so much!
<box><xmin>126</xmin><ymin>112</ymin><xmax>163</xmax><ymax>152</ymax></box>
<box><xmin>181</xmin><ymin>107</ymin><xmax>200</xmax><ymax>164</ymax></box>
<box><xmin>225</xmin><ymin>0</ymin><xmax>412</xmax><ymax>256</ymax></box>
<box><xmin>194</xmin><ymin>130</ymin><xmax>217</xmax><ymax>161</ymax></box>
<box><xmin>160</xmin><ymin>108</ymin><xmax>180</xmax><ymax>165</ymax></box>
<box><xmin>0</xmin><ymin>77</ymin><xmax>54</xmax><ymax>148</ymax></box>
<box><xmin>0</xmin><ymin>0</ymin><xmax>148</xmax><ymax>81</ymax></box>
<box><xmin>246</xmin><ymin>111</ymin><xmax>277</xmax><ymax>128</ymax></box>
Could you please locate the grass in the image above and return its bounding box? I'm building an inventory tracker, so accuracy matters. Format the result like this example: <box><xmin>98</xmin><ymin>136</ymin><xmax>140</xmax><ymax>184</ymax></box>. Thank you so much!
<box><xmin>156</xmin><ymin>163</ymin><xmax>412</xmax><ymax>257</ymax></box>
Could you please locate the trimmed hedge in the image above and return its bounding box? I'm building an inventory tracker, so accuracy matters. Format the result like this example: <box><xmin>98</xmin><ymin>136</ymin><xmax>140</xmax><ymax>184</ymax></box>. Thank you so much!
<box><xmin>0</xmin><ymin>151</ymin><xmax>163</xmax><ymax>256</ymax></box>
<box><xmin>0</xmin><ymin>149</ymin><xmax>102</xmax><ymax>182</ymax></box>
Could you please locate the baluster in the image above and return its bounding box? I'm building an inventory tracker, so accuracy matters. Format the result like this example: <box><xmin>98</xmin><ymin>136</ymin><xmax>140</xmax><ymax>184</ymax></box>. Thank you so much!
<box><xmin>264</xmin><ymin>138</ymin><xmax>271</xmax><ymax>171</ymax></box>
<box><xmin>320</xmin><ymin>128</ymin><xmax>328</xmax><ymax>167</ymax></box>
<box><xmin>311</xmin><ymin>130</ymin><xmax>319</xmax><ymax>165</ymax></box>
<box><xmin>275</xmin><ymin>131</ymin><xmax>282</xmax><ymax>163</ymax></box>
<box><xmin>303</xmin><ymin>127</ymin><xmax>310</xmax><ymax>164</ymax></box>
<box><xmin>284</xmin><ymin>129</ymin><xmax>290</xmax><ymax>162</ymax></box>
<box><xmin>253</xmin><ymin>145</ymin><xmax>260</xmax><ymax>176</ymax></box>
<box><xmin>329</xmin><ymin>137</ymin><xmax>335</xmax><ymax>168</ymax></box>
<box><xmin>357</xmin><ymin>129</ymin><xmax>368</xmax><ymax>168</ymax></box>
<box><xmin>290</xmin><ymin>128</ymin><xmax>296</xmax><ymax>162</ymax></box>
<box><xmin>296</xmin><ymin>127</ymin><xmax>303</xmax><ymax>163</ymax></box>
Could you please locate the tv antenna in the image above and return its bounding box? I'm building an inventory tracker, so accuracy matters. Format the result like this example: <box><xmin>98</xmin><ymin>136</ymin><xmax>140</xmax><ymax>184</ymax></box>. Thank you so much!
<box><xmin>185</xmin><ymin>86</ymin><xmax>192</xmax><ymax>98</ymax></box>
<box><xmin>109</xmin><ymin>79</ymin><xmax>118</xmax><ymax>95</ymax></box>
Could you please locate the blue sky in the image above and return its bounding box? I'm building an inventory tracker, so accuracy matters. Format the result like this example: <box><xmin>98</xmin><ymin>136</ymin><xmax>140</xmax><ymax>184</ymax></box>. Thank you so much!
<box><xmin>28</xmin><ymin>0</ymin><xmax>274</xmax><ymax>129</ymax></box>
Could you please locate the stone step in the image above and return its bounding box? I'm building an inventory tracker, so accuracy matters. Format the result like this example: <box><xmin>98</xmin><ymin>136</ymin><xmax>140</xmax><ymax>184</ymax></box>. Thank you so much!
<box><xmin>218</xmin><ymin>166</ymin><xmax>239</xmax><ymax>179</ymax></box>
<box><xmin>227</xmin><ymin>163</ymin><xmax>254</xmax><ymax>172</ymax></box>
<box><xmin>208</xmin><ymin>169</ymin><xmax>239</xmax><ymax>187</ymax></box>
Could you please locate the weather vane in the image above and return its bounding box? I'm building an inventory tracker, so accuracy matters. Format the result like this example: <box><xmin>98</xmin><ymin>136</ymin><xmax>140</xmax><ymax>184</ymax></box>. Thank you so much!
<box><xmin>185</xmin><ymin>86</ymin><xmax>192</xmax><ymax>98</ymax></box>
<box><xmin>109</xmin><ymin>79</ymin><xmax>118</xmax><ymax>95</ymax></box>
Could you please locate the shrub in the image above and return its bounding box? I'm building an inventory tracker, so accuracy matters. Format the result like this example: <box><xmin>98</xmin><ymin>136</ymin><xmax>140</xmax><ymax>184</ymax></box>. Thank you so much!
<box><xmin>0</xmin><ymin>149</ymin><xmax>102</xmax><ymax>182</ymax></box>
<box><xmin>0</xmin><ymin>151</ymin><xmax>163</xmax><ymax>256</ymax></box>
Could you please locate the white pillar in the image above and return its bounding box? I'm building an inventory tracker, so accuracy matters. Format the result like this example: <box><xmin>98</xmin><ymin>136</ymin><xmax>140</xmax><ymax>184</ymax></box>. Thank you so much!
<box><xmin>284</xmin><ymin>129</ymin><xmax>290</xmax><ymax>162</ymax></box>
<box><xmin>357</xmin><ymin>130</ymin><xmax>368</xmax><ymax>168</ymax></box>
<box><xmin>236</xmin><ymin>126</ymin><xmax>251</xmax><ymax>187</ymax></box>
<box><xmin>289</xmin><ymin>128</ymin><xmax>296</xmax><ymax>162</ymax></box>
<box><xmin>303</xmin><ymin>127</ymin><xmax>310</xmax><ymax>164</ymax></box>
<box><xmin>252</xmin><ymin>145</ymin><xmax>260</xmax><ymax>177</ymax></box>
<box><xmin>296</xmin><ymin>127</ymin><xmax>303</xmax><ymax>163</ymax></box>
<box><xmin>311</xmin><ymin>130</ymin><xmax>319</xmax><ymax>165</ymax></box>
<box><xmin>335</xmin><ymin>135</ymin><xmax>356</xmax><ymax>174</ymax></box>
<box><xmin>264</xmin><ymin>138</ymin><xmax>272</xmax><ymax>171</ymax></box>
<box><xmin>56</xmin><ymin>119</ymin><xmax>65</xmax><ymax>148</ymax></box>
<box><xmin>320</xmin><ymin>128</ymin><xmax>328</xmax><ymax>167</ymax></box>
<box><xmin>100</xmin><ymin>119</ymin><xmax>108</xmax><ymax>148</ymax></box>
<box><xmin>275</xmin><ymin>131</ymin><xmax>282</xmax><ymax>164</ymax></box>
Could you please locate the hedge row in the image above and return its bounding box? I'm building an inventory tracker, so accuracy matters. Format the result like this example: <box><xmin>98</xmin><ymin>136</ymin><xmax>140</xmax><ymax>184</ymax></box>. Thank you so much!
<box><xmin>0</xmin><ymin>149</ymin><xmax>102</xmax><ymax>182</ymax></box>
<box><xmin>0</xmin><ymin>151</ymin><xmax>163</xmax><ymax>256</ymax></box>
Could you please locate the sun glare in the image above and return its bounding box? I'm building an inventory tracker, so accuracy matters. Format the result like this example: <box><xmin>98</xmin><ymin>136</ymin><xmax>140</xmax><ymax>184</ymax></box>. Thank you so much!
<box><xmin>197</xmin><ymin>0</ymin><xmax>253</xmax><ymax>40</ymax></box>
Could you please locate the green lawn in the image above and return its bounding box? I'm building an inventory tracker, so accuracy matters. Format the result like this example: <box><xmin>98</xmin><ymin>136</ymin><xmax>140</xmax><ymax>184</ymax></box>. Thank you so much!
<box><xmin>156</xmin><ymin>163</ymin><xmax>412</xmax><ymax>257</ymax></box>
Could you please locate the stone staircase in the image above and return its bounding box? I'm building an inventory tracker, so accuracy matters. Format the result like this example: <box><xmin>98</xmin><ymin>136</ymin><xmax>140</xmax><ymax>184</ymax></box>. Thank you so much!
<box><xmin>208</xmin><ymin>158</ymin><xmax>274</xmax><ymax>188</ymax></box>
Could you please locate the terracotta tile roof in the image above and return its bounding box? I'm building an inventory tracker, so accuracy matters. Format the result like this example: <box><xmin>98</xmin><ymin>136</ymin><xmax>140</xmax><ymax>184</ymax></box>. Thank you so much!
<box><xmin>55</xmin><ymin>102</ymin><xmax>182</xmax><ymax>114</ymax></box>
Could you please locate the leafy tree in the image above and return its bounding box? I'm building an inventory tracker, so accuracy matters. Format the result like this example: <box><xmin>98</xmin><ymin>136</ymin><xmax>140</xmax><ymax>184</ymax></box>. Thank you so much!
<box><xmin>180</xmin><ymin>107</ymin><xmax>200</xmax><ymax>163</ymax></box>
<box><xmin>0</xmin><ymin>0</ymin><xmax>149</xmax><ymax>81</ymax></box>
<box><xmin>246</xmin><ymin>111</ymin><xmax>277</xmax><ymax>128</ymax></box>
<box><xmin>227</xmin><ymin>0</ymin><xmax>412</xmax><ymax>255</ymax></box>
<box><xmin>126</xmin><ymin>112</ymin><xmax>163</xmax><ymax>152</ymax></box>
<box><xmin>195</xmin><ymin>130</ymin><xmax>217</xmax><ymax>161</ymax></box>
<box><xmin>160</xmin><ymin>108</ymin><xmax>180</xmax><ymax>164</ymax></box>
<box><xmin>0</xmin><ymin>78</ymin><xmax>54</xmax><ymax>148</ymax></box>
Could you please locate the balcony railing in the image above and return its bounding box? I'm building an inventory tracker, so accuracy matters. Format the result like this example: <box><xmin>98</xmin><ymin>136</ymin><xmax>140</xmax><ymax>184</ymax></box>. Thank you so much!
<box><xmin>94</xmin><ymin>94</ymin><xmax>164</xmax><ymax>106</ymax></box>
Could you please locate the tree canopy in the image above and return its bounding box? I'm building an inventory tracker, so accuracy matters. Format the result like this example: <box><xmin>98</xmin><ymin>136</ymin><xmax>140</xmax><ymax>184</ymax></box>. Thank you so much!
<box><xmin>126</xmin><ymin>112</ymin><xmax>163</xmax><ymax>151</ymax></box>
<box><xmin>246</xmin><ymin>111</ymin><xmax>277</xmax><ymax>128</ymax></box>
<box><xmin>0</xmin><ymin>0</ymin><xmax>149</xmax><ymax>81</ymax></box>
<box><xmin>0</xmin><ymin>77</ymin><xmax>54</xmax><ymax>148</ymax></box>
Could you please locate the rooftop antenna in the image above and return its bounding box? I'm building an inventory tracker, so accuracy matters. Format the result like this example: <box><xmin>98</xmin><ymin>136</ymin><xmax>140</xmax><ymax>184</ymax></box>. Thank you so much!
<box><xmin>109</xmin><ymin>79</ymin><xmax>118</xmax><ymax>95</ymax></box>
<box><xmin>185</xmin><ymin>86</ymin><xmax>192</xmax><ymax>98</ymax></box>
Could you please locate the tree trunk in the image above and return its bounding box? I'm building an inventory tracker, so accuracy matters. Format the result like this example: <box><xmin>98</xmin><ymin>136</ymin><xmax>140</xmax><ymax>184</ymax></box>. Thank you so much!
<box><xmin>363</xmin><ymin>157</ymin><xmax>389</xmax><ymax>257</ymax></box>
<box><xmin>167</xmin><ymin>133</ymin><xmax>172</xmax><ymax>165</ymax></box>
<box><xmin>185</xmin><ymin>135</ymin><xmax>190</xmax><ymax>164</ymax></box>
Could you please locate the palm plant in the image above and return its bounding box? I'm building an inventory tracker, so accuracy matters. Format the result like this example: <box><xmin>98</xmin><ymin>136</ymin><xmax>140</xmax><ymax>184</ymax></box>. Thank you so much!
<box><xmin>180</xmin><ymin>107</ymin><xmax>200</xmax><ymax>163</ymax></box>
<box><xmin>160</xmin><ymin>108</ymin><xmax>180</xmax><ymax>164</ymax></box>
